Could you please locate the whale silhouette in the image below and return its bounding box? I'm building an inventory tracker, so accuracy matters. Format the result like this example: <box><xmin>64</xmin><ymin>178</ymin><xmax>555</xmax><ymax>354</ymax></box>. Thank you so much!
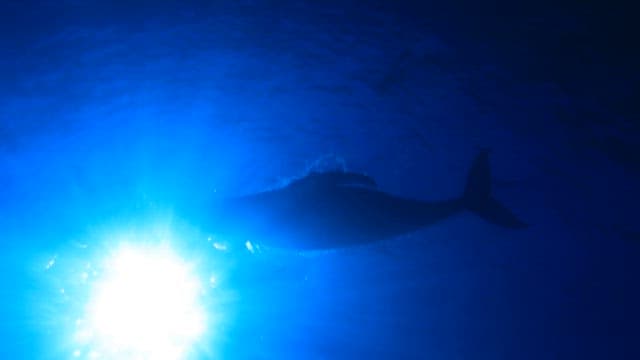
<box><xmin>204</xmin><ymin>150</ymin><xmax>526</xmax><ymax>250</ymax></box>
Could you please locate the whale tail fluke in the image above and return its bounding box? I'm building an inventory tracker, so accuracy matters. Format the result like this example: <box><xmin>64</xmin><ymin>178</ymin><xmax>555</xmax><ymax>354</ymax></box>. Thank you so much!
<box><xmin>463</xmin><ymin>150</ymin><xmax>528</xmax><ymax>229</ymax></box>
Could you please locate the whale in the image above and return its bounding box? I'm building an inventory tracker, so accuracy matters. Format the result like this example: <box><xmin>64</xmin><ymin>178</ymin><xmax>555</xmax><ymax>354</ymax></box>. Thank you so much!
<box><xmin>203</xmin><ymin>150</ymin><xmax>526</xmax><ymax>251</ymax></box>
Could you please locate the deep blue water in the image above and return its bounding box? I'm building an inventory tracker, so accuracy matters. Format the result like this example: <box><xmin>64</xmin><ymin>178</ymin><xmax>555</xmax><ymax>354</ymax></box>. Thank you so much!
<box><xmin>1</xmin><ymin>1</ymin><xmax>638</xmax><ymax>359</ymax></box>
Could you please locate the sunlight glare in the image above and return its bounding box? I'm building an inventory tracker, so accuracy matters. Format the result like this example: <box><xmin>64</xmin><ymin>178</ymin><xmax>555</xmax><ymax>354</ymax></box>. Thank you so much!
<box><xmin>77</xmin><ymin>244</ymin><xmax>206</xmax><ymax>359</ymax></box>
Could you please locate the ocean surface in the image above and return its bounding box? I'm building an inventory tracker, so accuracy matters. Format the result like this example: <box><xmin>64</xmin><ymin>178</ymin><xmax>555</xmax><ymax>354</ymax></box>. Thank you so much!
<box><xmin>0</xmin><ymin>1</ymin><xmax>637</xmax><ymax>359</ymax></box>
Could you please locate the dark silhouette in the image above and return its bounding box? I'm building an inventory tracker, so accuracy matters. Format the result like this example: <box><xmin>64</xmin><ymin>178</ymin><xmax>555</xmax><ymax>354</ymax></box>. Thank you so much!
<box><xmin>206</xmin><ymin>150</ymin><xmax>526</xmax><ymax>250</ymax></box>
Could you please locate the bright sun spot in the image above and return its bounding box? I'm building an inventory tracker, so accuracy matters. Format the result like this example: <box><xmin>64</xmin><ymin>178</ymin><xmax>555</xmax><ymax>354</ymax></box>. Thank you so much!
<box><xmin>75</xmin><ymin>244</ymin><xmax>207</xmax><ymax>359</ymax></box>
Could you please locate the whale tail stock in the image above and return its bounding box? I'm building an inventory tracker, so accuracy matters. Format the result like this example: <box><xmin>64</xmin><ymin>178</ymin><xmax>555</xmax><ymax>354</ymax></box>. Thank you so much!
<box><xmin>462</xmin><ymin>150</ymin><xmax>527</xmax><ymax>229</ymax></box>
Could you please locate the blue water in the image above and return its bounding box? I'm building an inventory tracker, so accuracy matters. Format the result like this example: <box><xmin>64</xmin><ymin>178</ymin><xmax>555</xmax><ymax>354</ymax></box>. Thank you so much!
<box><xmin>1</xmin><ymin>1</ymin><xmax>638</xmax><ymax>359</ymax></box>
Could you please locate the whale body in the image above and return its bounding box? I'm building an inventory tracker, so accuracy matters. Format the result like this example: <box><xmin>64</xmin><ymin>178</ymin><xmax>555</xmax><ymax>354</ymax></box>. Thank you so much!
<box><xmin>204</xmin><ymin>150</ymin><xmax>526</xmax><ymax>250</ymax></box>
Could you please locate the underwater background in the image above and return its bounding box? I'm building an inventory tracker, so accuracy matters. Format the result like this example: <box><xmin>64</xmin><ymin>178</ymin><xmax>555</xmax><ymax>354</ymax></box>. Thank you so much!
<box><xmin>0</xmin><ymin>0</ymin><xmax>637</xmax><ymax>359</ymax></box>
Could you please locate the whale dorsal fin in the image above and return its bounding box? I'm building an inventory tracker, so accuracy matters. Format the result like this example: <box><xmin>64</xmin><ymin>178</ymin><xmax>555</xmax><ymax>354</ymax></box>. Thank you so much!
<box><xmin>293</xmin><ymin>171</ymin><xmax>377</xmax><ymax>188</ymax></box>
